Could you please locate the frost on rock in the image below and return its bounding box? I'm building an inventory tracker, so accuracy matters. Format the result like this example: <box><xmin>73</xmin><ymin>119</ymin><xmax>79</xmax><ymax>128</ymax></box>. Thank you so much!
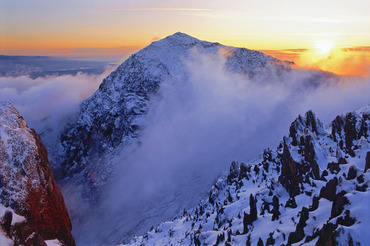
<box><xmin>124</xmin><ymin>107</ymin><xmax>369</xmax><ymax>246</ymax></box>
<box><xmin>0</xmin><ymin>101</ymin><xmax>75</xmax><ymax>246</ymax></box>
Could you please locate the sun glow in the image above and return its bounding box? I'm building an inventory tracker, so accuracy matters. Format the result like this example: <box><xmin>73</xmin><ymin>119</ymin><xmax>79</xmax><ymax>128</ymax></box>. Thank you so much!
<box><xmin>314</xmin><ymin>40</ymin><xmax>335</xmax><ymax>55</ymax></box>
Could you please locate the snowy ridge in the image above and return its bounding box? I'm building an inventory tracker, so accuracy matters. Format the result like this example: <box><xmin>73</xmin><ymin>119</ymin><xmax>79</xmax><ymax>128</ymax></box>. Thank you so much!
<box><xmin>124</xmin><ymin>108</ymin><xmax>370</xmax><ymax>246</ymax></box>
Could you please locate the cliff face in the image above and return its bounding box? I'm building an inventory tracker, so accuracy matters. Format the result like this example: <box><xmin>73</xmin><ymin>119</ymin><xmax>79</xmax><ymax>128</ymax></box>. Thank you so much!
<box><xmin>0</xmin><ymin>101</ymin><xmax>75</xmax><ymax>246</ymax></box>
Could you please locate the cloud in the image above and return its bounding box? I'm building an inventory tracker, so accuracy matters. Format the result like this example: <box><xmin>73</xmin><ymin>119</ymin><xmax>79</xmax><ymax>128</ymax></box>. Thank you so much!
<box><xmin>263</xmin><ymin>47</ymin><xmax>370</xmax><ymax>76</ymax></box>
<box><xmin>70</xmin><ymin>48</ymin><xmax>370</xmax><ymax>245</ymax></box>
<box><xmin>98</xmin><ymin>8</ymin><xmax>211</xmax><ymax>11</ymax></box>
<box><xmin>0</xmin><ymin>67</ymin><xmax>115</xmax><ymax>148</ymax></box>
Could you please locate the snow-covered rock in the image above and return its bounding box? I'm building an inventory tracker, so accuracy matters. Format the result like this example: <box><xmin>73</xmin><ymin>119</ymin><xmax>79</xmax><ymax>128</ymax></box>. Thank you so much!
<box><xmin>124</xmin><ymin>107</ymin><xmax>370</xmax><ymax>246</ymax></box>
<box><xmin>0</xmin><ymin>101</ymin><xmax>75</xmax><ymax>245</ymax></box>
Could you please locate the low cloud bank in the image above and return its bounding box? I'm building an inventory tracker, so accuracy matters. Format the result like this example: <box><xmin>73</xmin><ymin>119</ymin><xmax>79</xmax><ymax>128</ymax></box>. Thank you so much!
<box><xmin>0</xmin><ymin>68</ymin><xmax>114</xmax><ymax>148</ymax></box>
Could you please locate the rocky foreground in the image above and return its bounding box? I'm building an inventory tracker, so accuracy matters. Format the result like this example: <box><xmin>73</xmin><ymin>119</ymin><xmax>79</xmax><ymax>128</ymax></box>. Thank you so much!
<box><xmin>0</xmin><ymin>101</ymin><xmax>75</xmax><ymax>246</ymax></box>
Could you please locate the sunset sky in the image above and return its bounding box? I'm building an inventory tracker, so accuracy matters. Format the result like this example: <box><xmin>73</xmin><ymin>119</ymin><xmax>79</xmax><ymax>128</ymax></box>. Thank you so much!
<box><xmin>1</xmin><ymin>0</ymin><xmax>369</xmax><ymax>75</ymax></box>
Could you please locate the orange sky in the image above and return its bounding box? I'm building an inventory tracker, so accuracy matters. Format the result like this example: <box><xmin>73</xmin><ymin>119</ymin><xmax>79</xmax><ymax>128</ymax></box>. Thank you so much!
<box><xmin>0</xmin><ymin>0</ymin><xmax>369</xmax><ymax>75</ymax></box>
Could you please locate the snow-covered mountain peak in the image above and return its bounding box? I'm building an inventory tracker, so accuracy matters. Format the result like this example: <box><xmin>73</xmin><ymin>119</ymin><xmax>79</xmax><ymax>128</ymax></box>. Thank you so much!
<box><xmin>59</xmin><ymin>33</ymin><xmax>293</xmax><ymax>185</ymax></box>
<box><xmin>153</xmin><ymin>32</ymin><xmax>203</xmax><ymax>47</ymax></box>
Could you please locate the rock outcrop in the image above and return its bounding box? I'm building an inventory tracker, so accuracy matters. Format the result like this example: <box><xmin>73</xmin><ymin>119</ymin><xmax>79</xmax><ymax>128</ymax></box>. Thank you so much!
<box><xmin>0</xmin><ymin>101</ymin><xmax>75</xmax><ymax>245</ymax></box>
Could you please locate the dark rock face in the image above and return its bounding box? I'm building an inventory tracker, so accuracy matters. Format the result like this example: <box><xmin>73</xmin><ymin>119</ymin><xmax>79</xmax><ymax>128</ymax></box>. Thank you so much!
<box><xmin>365</xmin><ymin>151</ymin><xmax>370</xmax><ymax>172</ymax></box>
<box><xmin>279</xmin><ymin>143</ymin><xmax>300</xmax><ymax>197</ymax></box>
<box><xmin>243</xmin><ymin>194</ymin><xmax>258</xmax><ymax>233</ymax></box>
<box><xmin>347</xmin><ymin>165</ymin><xmax>358</xmax><ymax>180</ymax></box>
<box><xmin>319</xmin><ymin>178</ymin><xmax>338</xmax><ymax>201</ymax></box>
<box><xmin>289</xmin><ymin>111</ymin><xmax>324</xmax><ymax>140</ymax></box>
<box><xmin>305</xmin><ymin>110</ymin><xmax>318</xmax><ymax>134</ymax></box>
<box><xmin>0</xmin><ymin>102</ymin><xmax>75</xmax><ymax>245</ymax></box>
<box><xmin>288</xmin><ymin>207</ymin><xmax>309</xmax><ymax>245</ymax></box>
<box><xmin>3</xmin><ymin>210</ymin><xmax>12</xmax><ymax>236</ymax></box>
<box><xmin>344</xmin><ymin>113</ymin><xmax>357</xmax><ymax>151</ymax></box>
<box><xmin>316</xmin><ymin>222</ymin><xmax>337</xmax><ymax>246</ymax></box>
<box><xmin>330</xmin><ymin>191</ymin><xmax>349</xmax><ymax>219</ymax></box>
<box><xmin>330</xmin><ymin>110</ymin><xmax>370</xmax><ymax>156</ymax></box>
<box><xmin>271</xmin><ymin>195</ymin><xmax>280</xmax><ymax>221</ymax></box>
<box><xmin>331</xmin><ymin>115</ymin><xmax>344</xmax><ymax>142</ymax></box>
<box><xmin>303</xmin><ymin>135</ymin><xmax>320</xmax><ymax>179</ymax></box>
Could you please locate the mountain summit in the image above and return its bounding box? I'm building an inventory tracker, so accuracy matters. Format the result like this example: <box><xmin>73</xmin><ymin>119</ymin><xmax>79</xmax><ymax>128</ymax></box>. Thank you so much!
<box><xmin>58</xmin><ymin>32</ymin><xmax>294</xmax><ymax>200</ymax></box>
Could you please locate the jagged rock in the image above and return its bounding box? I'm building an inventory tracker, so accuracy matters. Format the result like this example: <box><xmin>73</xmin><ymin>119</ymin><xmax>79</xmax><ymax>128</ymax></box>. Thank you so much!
<box><xmin>331</xmin><ymin>191</ymin><xmax>349</xmax><ymax>218</ymax></box>
<box><xmin>316</xmin><ymin>222</ymin><xmax>337</xmax><ymax>246</ymax></box>
<box><xmin>309</xmin><ymin>196</ymin><xmax>319</xmax><ymax>211</ymax></box>
<box><xmin>337</xmin><ymin>210</ymin><xmax>355</xmax><ymax>226</ymax></box>
<box><xmin>305</xmin><ymin>110</ymin><xmax>319</xmax><ymax>134</ymax></box>
<box><xmin>257</xmin><ymin>237</ymin><xmax>264</xmax><ymax>246</ymax></box>
<box><xmin>344</xmin><ymin>113</ymin><xmax>357</xmax><ymax>151</ymax></box>
<box><xmin>347</xmin><ymin>165</ymin><xmax>358</xmax><ymax>180</ymax></box>
<box><xmin>279</xmin><ymin>143</ymin><xmax>301</xmax><ymax>197</ymax></box>
<box><xmin>289</xmin><ymin>111</ymin><xmax>324</xmax><ymax>140</ymax></box>
<box><xmin>288</xmin><ymin>207</ymin><xmax>309</xmax><ymax>245</ymax></box>
<box><xmin>285</xmin><ymin>197</ymin><xmax>297</xmax><ymax>208</ymax></box>
<box><xmin>303</xmin><ymin>135</ymin><xmax>320</xmax><ymax>179</ymax></box>
<box><xmin>266</xmin><ymin>233</ymin><xmax>275</xmax><ymax>246</ymax></box>
<box><xmin>319</xmin><ymin>177</ymin><xmax>338</xmax><ymax>201</ymax></box>
<box><xmin>250</xmin><ymin>194</ymin><xmax>258</xmax><ymax>222</ymax></box>
<box><xmin>327</xmin><ymin>162</ymin><xmax>340</xmax><ymax>174</ymax></box>
<box><xmin>331</xmin><ymin>115</ymin><xmax>344</xmax><ymax>142</ymax></box>
<box><xmin>227</xmin><ymin>161</ymin><xmax>240</xmax><ymax>183</ymax></box>
<box><xmin>338</xmin><ymin>157</ymin><xmax>347</xmax><ymax>164</ymax></box>
<box><xmin>243</xmin><ymin>194</ymin><xmax>258</xmax><ymax>233</ymax></box>
<box><xmin>358</xmin><ymin>113</ymin><xmax>369</xmax><ymax>139</ymax></box>
<box><xmin>0</xmin><ymin>102</ymin><xmax>75</xmax><ymax>245</ymax></box>
<box><xmin>365</xmin><ymin>151</ymin><xmax>370</xmax><ymax>172</ymax></box>
<box><xmin>271</xmin><ymin>195</ymin><xmax>280</xmax><ymax>221</ymax></box>
<box><xmin>3</xmin><ymin>210</ymin><xmax>12</xmax><ymax>236</ymax></box>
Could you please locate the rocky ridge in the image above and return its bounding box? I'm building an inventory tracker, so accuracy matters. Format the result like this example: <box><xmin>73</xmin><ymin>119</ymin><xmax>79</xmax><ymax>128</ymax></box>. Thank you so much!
<box><xmin>124</xmin><ymin>106</ymin><xmax>370</xmax><ymax>246</ymax></box>
<box><xmin>0</xmin><ymin>101</ymin><xmax>75</xmax><ymax>246</ymax></box>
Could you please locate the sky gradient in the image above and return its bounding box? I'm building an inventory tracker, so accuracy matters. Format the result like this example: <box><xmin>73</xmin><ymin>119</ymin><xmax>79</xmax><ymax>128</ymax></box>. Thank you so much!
<box><xmin>1</xmin><ymin>0</ymin><xmax>369</xmax><ymax>75</ymax></box>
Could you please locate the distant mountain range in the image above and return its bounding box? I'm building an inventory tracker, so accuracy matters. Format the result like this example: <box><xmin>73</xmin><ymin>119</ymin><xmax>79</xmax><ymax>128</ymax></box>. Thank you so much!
<box><xmin>0</xmin><ymin>55</ymin><xmax>116</xmax><ymax>78</ymax></box>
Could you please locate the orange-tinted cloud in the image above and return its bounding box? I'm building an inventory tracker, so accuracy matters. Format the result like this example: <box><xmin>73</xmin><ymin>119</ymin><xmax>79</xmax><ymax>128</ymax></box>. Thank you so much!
<box><xmin>263</xmin><ymin>47</ymin><xmax>370</xmax><ymax>76</ymax></box>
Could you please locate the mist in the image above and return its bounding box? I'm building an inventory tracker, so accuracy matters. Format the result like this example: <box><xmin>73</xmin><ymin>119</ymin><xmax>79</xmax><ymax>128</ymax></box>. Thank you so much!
<box><xmin>71</xmin><ymin>49</ymin><xmax>370</xmax><ymax>245</ymax></box>
<box><xmin>0</xmin><ymin>68</ymin><xmax>114</xmax><ymax>149</ymax></box>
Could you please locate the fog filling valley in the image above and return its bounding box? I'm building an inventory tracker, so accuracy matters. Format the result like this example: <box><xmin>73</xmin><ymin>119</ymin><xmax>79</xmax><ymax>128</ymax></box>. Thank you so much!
<box><xmin>1</xmin><ymin>51</ymin><xmax>369</xmax><ymax>245</ymax></box>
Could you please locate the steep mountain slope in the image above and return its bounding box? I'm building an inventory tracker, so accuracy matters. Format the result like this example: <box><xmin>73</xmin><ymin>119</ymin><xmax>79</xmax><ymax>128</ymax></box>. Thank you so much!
<box><xmin>124</xmin><ymin>106</ymin><xmax>370</xmax><ymax>246</ymax></box>
<box><xmin>0</xmin><ymin>101</ymin><xmax>75</xmax><ymax>245</ymax></box>
<box><xmin>58</xmin><ymin>32</ymin><xmax>333</xmax><ymax>203</ymax></box>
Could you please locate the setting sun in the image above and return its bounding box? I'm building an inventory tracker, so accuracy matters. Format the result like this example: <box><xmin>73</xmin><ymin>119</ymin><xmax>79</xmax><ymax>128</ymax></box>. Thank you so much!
<box><xmin>314</xmin><ymin>40</ymin><xmax>335</xmax><ymax>55</ymax></box>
